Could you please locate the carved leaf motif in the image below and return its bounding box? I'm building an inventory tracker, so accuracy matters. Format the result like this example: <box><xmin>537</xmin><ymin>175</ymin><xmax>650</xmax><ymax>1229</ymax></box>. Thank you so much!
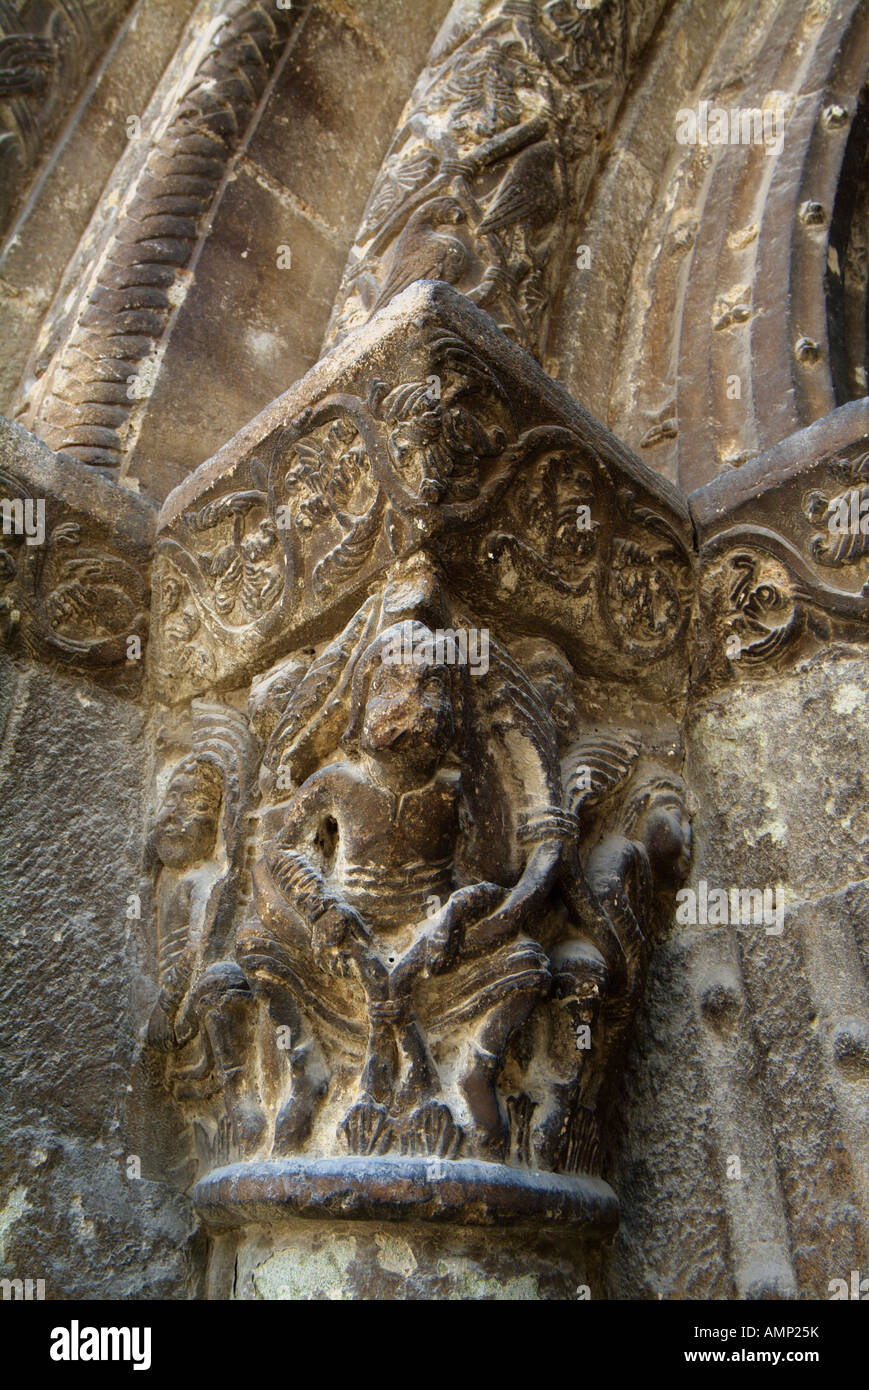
<box><xmin>285</xmin><ymin>418</ymin><xmax>372</xmax><ymax>526</ymax></box>
<box><xmin>510</xmin><ymin>449</ymin><xmax>600</xmax><ymax>568</ymax></box>
<box><xmin>807</xmin><ymin>492</ymin><xmax>869</xmax><ymax>568</ymax></box>
<box><xmin>312</xmin><ymin>492</ymin><xmax>385</xmax><ymax>598</ymax></box>
<box><xmin>434</xmin><ymin>44</ymin><xmax>524</xmax><ymax>139</ymax></box>
<box><xmin>543</xmin><ymin>0</ymin><xmax>627</xmax><ymax>80</ymax></box>
<box><xmin>0</xmin><ymin>34</ymin><xmax>55</xmax><ymax>98</ymax></box>
<box><xmin>361</xmin><ymin>148</ymin><xmax>439</xmax><ymax>239</ymax></box>
<box><xmin>264</xmin><ymin>597</ymin><xmax>379</xmax><ymax>784</ymax></box>
<box><xmin>607</xmin><ymin>538</ymin><xmax>682</xmax><ymax>646</ymax></box>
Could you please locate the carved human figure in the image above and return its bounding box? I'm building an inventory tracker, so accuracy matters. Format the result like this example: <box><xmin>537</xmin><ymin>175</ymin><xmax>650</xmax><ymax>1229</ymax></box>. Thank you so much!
<box><xmin>239</xmin><ymin>620</ymin><xmax>557</xmax><ymax>1160</ymax></box>
<box><xmin>510</xmin><ymin>637</ymin><xmax>577</xmax><ymax>745</ymax></box>
<box><xmin>570</xmin><ymin>770</ymin><xmax>692</xmax><ymax>1159</ymax></box>
<box><xmin>522</xmin><ymin>717</ymin><xmax>692</xmax><ymax>1173</ymax></box>
<box><xmin>147</xmin><ymin>705</ymin><xmax>265</xmax><ymax>1157</ymax></box>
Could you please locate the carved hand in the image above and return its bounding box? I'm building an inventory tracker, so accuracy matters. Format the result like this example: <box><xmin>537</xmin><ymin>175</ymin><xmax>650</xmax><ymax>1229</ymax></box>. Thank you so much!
<box><xmin>145</xmin><ymin>1002</ymin><xmax>177</xmax><ymax>1052</ymax></box>
<box><xmin>312</xmin><ymin>902</ymin><xmax>369</xmax><ymax>978</ymax></box>
<box><xmin>421</xmin><ymin>881</ymin><xmax>505</xmax><ymax>976</ymax></box>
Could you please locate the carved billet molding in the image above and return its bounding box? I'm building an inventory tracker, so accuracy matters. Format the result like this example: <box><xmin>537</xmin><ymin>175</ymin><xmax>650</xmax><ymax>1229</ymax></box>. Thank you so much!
<box><xmin>0</xmin><ymin>413</ymin><xmax>154</xmax><ymax>686</ymax></box>
<box><xmin>689</xmin><ymin>397</ymin><xmax>869</xmax><ymax>687</ymax></box>
<box><xmin>153</xmin><ymin>280</ymin><xmax>695</xmax><ymax>705</ymax></box>
<box><xmin>322</xmin><ymin>0</ymin><xmax>659</xmax><ymax>366</ymax></box>
<box><xmin>19</xmin><ymin>0</ymin><xmax>300</xmax><ymax>471</ymax></box>
<box><xmin>0</xmin><ymin>1</ymin><xmax>135</xmax><ymax>235</ymax></box>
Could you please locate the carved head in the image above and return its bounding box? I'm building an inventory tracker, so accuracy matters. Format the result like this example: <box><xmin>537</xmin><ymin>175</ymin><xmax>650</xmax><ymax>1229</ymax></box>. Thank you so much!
<box><xmin>345</xmin><ymin>622</ymin><xmax>456</xmax><ymax>777</ymax></box>
<box><xmin>152</xmin><ymin>757</ymin><xmax>223</xmax><ymax>870</ymax></box>
<box><xmin>512</xmin><ymin>638</ymin><xmax>577</xmax><ymax>738</ymax></box>
<box><xmin>621</xmin><ymin>774</ymin><xmax>691</xmax><ymax>887</ymax></box>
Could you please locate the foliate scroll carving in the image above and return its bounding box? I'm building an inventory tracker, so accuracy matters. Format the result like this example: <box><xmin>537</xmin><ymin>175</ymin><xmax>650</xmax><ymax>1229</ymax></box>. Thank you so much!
<box><xmin>146</xmin><ymin>561</ymin><xmax>690</xmax><ymax>1196</ymax></box>
<box><xmin>323</xmin><ymin>0</ymin><xmax>635</xmax><ymax>361</ymax></box>
<box><xmin>804</xmin><ymin>449</ymin><xmax>869</xmax><ymax>568</ymax></box>
<box><xmin>154</xmin><ymin>284</ymin><xmax>695</xmax><ymax>702</ymax></box>
<box><xmin>21</xmin><ymin>1</ymin><xmax>299</xmax><ymax>468</ymax></box>
<box><xmin>691</xmin><ymin>414</ymin><xmax>869</xmax><ymax>684</ymax></box>
<box><xmin>0</xmin><ymin>31</ymin><xmax>55</xmax><ymax>99</ymax></box>
<box><xmin>491</xmin><ymin>457</ymin><xmax>694</xmax><ymax>660</ymax></box>
<box><xmin>0</xmin><ymin>432</ymin><xmax>152</xmax><ymax>681</ymax></box>
<box><xmin>152</xmin><ymin>328</ymin><xmax>530</xmax><ymax>689</ymax></box>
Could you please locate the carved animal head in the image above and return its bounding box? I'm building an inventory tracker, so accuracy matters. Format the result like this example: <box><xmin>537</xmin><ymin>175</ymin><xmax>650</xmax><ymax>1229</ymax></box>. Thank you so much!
<box><xmin>344</xmin><ymin>622</ymin><xmax>457</xmax><ymax>775</ymax></box>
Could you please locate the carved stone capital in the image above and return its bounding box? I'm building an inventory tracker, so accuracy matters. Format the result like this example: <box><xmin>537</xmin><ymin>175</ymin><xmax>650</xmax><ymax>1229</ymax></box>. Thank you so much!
<box><xmin>144</xmin><ymin>283</ymin><xmax>699</xmax><ymax>1252</ymax></box>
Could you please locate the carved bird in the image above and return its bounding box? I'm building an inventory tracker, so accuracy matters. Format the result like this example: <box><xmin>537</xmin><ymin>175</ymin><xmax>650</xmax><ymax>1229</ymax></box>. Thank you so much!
<box><xmin>0</xmin><ymin>35</ymin><xmax>55</xmax><ymax>97</ymax></box>
<box><xmin>361</xmin><ymin>148</ymin><xmax>439</xmax><ymax>239</ymax></box>
<box><xmin>477</xmin><ymin>141</ymin><xmax>559</xmax><ymax>238</ymax></box>
<box><xmin>371</xmin><ymin>197</ymin><xmax>468</xmax><ymax>313</ymax></box>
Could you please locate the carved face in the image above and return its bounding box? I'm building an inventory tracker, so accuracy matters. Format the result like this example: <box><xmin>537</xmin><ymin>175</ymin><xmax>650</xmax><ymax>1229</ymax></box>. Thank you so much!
<box><xmin>360</xmin><ymin>658</ymin><xmax>455</xmax><ymax>773</ymax></box>
<box><xmin>152</xmin><ymin>768</ymin><xmax>220</xmax><ymax>869</ymax></box>
<box><xmin>636</xmin><ymin>792</ymin><xmax>692</xmax><ymax>885</ymax></box>
<box><xmin>525</xmin><ymin>653</ymin><xmax>576</xmax><ymax>735</ymax></box>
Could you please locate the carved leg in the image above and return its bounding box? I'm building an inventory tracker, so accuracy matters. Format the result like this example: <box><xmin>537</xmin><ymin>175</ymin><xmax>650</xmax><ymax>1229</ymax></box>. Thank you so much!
<box><xmin>541</xmin><ymin>941</ymin><xmax>609</xmax><ymax>1155</ymax></box>
<box><xmin>535</xmin><ymin>1078</ymin><xmax>578</xmax><ymax>1172</ymax></box>
<box><xmin>340</xmin><ymin>991</ymin><xmax>399</xmax><ymax>1155</ymax></box>
<box><xmin>391</xmin><ymin>996</ymin><xmax>462</xmax><ymax>1158</ymax></box>
<box><xmin>461</xmin><ymin>1043</ymin><xmax>508</xmax><ymax>1160</ymax></box>
<box><xmin>194</xmin><ymin>964</ymin><xmax>267</xmax><ymax>1159</ymax></box>
<box><xmin>241</xmin><ymin>968</ymin><xmax>328</xmax><ymax>1156</ymax></box>
<box><xmin>461</xmin><ymin>981</ymin><xmax>546</xmax><ymax>1161</ymax></box>
<box><xmin>268</xmin><ymin>996</ymin><xmax>328</xmax><ymax>1156</ymax></box>
<box><xmin>392</xmin><ymin>1000</ymin><xmax>438</xmax><ymax>1110</ymax></box>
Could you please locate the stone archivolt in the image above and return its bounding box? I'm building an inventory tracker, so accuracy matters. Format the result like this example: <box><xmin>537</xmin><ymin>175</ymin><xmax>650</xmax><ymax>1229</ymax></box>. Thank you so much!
<box><xmin>323</xmin><ymin>0</ymin><xmax>656</xmax><ymax>367</ymax></box>
<box><xmin>18</xmin><ymin>1</ymin><xmax>300</xmax><ymax>472</ymax></box>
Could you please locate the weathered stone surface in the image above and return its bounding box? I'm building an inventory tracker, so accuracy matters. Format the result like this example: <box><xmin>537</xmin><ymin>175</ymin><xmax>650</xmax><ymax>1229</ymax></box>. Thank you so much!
<box><xmin>0</xmin><ymin>414</ymin><xmax>154</xmax><ymax>689</ymax></box>
<box><xmin>0</xmin><ymin>661</ymin><xmax>201</xmax><ymax>1299</ymax></box>
<box><xmin>671</xmin><ymin>650</ymin><xmax>869</xmax><ymax>1296</ymax></box>
<box><xmin>212</xmin><ymin>1216</ymin><xmax>597</xmax><ymax>1299</ymax></box>
<box><xmin>1</xmin><ymin>0</ymin><xmax>868</xmax><ymax>1305</ymax></box>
